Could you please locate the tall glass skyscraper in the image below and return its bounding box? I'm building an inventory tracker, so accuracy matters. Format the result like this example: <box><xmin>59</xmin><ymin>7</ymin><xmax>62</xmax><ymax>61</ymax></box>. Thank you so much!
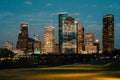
<box><xmin>58</xmin><ymin>13</ymin><xmax>78</xmax><ymax>53</ymax></box>
<box><xmin>58</xmin><ymin>12</ymin><xmax>68</xmax><ymax>53</ymax></box>
<box><xmin>102</xmin><ymin>14</ymin><xmax>114</xmax><ymax>52</ymax></box>
<box><xmin>62</xmin><ymin>17</ymin><xmax>78</xmax><ymax>53</ymax></box>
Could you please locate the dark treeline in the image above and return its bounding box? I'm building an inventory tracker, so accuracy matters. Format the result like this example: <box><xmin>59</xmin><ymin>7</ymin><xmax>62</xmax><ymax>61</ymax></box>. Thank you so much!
<box><xmin>0</xmin><ymin>54</ymin><xmax>96</xmax><ymax>69</ymax></box>
<box><xmin>0</xmin><ymin>49</ymin><xmax>120</xmax><ymax>69</ymax></box>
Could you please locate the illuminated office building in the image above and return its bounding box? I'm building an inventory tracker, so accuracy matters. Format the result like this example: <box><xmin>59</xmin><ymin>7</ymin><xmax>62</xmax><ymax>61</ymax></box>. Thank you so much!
<box><xmin>102</xmin><ymin>14</ymin><xmax>114</xmax><ymax>52</ymax></box>
<box><xmin>86</xmin><ymin>33</ymin><xmax>94</xmax><ymax>46</ymax></box>
<box><xmin>27</xmin><ymin>38</ymin><xmax>34</xmax><ymax>53</ymax></box>
<box><xmin>85</xmin><ymin>33</ymin><xmax>97</xmax><ymax>54</ymax></box>
<box><xmin>55</xmin><ymin>44</ymin><xmax>59</xmax><ymax>54</ymax></box>
<box><xmin>4</xmin><ymin>41</ymin><xmax>13</xmax><ymax>51</ymax></box>
<box><xmin>16</xmin><ymin>23</ymin><xmax>28</xmax><ymax>53</ymax></box>
<box><xmin>77</xmin><ymin>23</ymin><xmax>84</xmax><ymax>53</ymax></box>
<box><xmin>44</xmin><ymin>26</ymin><xmax>55</xmax><ymax>53</ymax></box>
<box><xmin>58</xmin><ymin>12</ymin><xmax>68</xmax><ymax>53</ymax></box>
<box><xmin>34</xmin><ymin>35</ymin><xmax>41</xmax><ymax>54</ymax></box>
<box><xmin>62</xmin><ymin>17</ymin><xmax>78</xmax><ymax>53</ymax></box>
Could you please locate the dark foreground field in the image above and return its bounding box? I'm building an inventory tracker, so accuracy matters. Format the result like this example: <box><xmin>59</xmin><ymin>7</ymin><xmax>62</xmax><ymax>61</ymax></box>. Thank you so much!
<box><xmin>0</xmin><ymin>63</ymin><xmax>120</xmax><ymax>80</ymax></box>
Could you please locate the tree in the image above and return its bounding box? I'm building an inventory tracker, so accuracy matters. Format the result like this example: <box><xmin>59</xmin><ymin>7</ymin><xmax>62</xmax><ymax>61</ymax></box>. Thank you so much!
<box><xmin>0</xmin><ymin>48</ymin><xmax>14</xmax><ymax>59</ymax></box>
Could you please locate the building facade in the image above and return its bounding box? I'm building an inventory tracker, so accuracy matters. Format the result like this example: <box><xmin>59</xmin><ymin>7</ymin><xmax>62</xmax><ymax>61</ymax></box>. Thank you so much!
<box><xmin>43</xmin><ymin>26</ymin><xmax>55</xmax><ymax>54</ymax></box>
<box><xmin>77</xmin><ymin>23</ymin><xmax>84</xmax><ymax>53</ymax></box>
<box><xmin>34</xmin><ymin>35</ymin><xmax>41</xmax><ymax>54</ymax></box>
<box><xmin>85</xmin><ymin>33</ymin><xmax>97</xmax><ymax>54</ymax></box>
<box><xmin>4</xmin><ymin>41</ymin><xmax>13</xmax><ymax>51</ymax></box>
<box><xmin>62</xmin><ymin>17</ymin><xmax>78</xmax><ymax>54</ymax></box>
<box><xmin>55</xmin><ymin>44</ymin><xmax>59</xmax><ymax>54</ymax></box>
<box><xmin>102</xmin><ymin>14</ymin><xmax>114</xmax><ymax>52</ymax></box>
<box><xmin>27</xmin><ymin>38</ymin><xmax>34</xmax><ymax>54</ymax></box>
<box><xmin>58</xmin><ymin>12</ymin><xmax>68</xmax><ymax>53</ymax></box>
<box><xmin>86</xmin><ymin>33</ymin><xmax>94</xmax><ymax>46</ymax></box>
<box><xmin>16</xmin><ymin>23</ymin><xmax>28</xmax><ymax>53</ymax></box>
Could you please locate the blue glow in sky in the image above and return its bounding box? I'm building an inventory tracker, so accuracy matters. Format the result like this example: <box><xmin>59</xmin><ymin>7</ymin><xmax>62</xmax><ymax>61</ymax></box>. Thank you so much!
<box><xmin>0</xmin><ymin>0</ymin><xmax>120</xmax><ymax>49</ymax></box>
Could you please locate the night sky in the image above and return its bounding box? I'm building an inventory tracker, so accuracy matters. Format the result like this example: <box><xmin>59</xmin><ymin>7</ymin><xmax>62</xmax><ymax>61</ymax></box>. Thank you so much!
<box><xmin>0</xmin><ymin>0</ymin><xmax>120</xmax><ymax>49</ymax></box>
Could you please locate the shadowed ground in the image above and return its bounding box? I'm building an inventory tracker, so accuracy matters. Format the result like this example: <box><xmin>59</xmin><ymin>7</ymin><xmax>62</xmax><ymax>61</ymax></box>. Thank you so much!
<box><xmin>0</xmin><ymin>64</ymin><xmax>120</xmax><ymax>80</ymax></box>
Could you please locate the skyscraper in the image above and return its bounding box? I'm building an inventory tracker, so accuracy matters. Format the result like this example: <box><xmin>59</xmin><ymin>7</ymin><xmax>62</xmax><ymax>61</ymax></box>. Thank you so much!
<box><xmin>43</xmin><ymin>26</ymin><xmax>55</xmax><ymax>53</ymax></box>
<box><xmin>58</xmin><ymin>12</ymin><xmax>68</xmax><ymax>53</ymax></box>
<box><xmin>85</xmin><ymin>33</ymin><xmax>97</xmax><ymax>54</ymax></box>
<box><xmin>102</xmin><ymin>14</ymin><xmax>114</xmax><ymax>52</ymax></box>
<box><xmin>77</xmin><ymin>23</ymin><xmax>84</xmax><ymax>53</ymax></box>
<box><xmin>86</xmin><ymin>33</ymin><xmax>94</xmax><ymax>46</ymax></box>
<box><xmin>62</xmin><ymin>17</ymin><xmax>78</xmax><ymax>53</ymax></box>
<box><xmin>27</xmin><ymin>38</ymin><xmax>34</xmax><ymax>53</ymax></box>
<box><xmin>16</xmin><ymin>23</ymin><xmax>28</xmax><ymax>53</ymax></box>
<box><xmin>4</xmin><ymin>41</ymin><xmax>13</xmax><ymax>51</ymax></box>
<box><xmin>34</xmin><ymin>35</ymin><xmax>41</xmax><ymax>54</ymax></box>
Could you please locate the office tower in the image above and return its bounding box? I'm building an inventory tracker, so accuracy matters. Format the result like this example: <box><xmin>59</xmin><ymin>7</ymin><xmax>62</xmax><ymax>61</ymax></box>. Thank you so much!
<box><xmin>16</xmin><ymin>23</ymin><xmax>28</xmax><ymax>53</ymax></box>
<box><xmin>77</xmin><ymin>23</ymin><xmax>84</xmax><ymax>53</ymax></box>
<box><xmin>27</xmin><ymin>38</ymin><xmax>34</xmax><ymax>53</ymax></box>
<box><xmin>44</xmin><ymin>26</ymin><xmax>55</xmax><ymax>53</ymax></box>
<box><xmin>62</xmin><ymin>17</ymin><xmax>78</xmax><ymax>53</ymax></box>
<box><xmin>55</xmin><ymin>44</ymin><xmax>59</xmax><ymax>53</ymax></box>
<box><xmin>102</xmin><ymin>14</ymin><xmax>114</xmax><ymax>52</ymax></box>
<box><xmin>58</xmin><ymin>12</ymin><xmax>68</xmax><ymax>53</ymax></box>
<box><xmin>85</xmin><ymin>33</ymin><xmax>97</xmax><ymax>54</ymax></box>
<box><xmin>34</xmin><ymin>35</ymin><xmax>41</xmax><ymax>54</ymax></box>
<box><xmin>86</xmin><ymin>33</ymin><xmax>94</xmax><ymax>46</ymax></box>
<box><xmin>4</xmin><ymin>41</ymin><xmax>13</xmax><ymax>51</ymax></box>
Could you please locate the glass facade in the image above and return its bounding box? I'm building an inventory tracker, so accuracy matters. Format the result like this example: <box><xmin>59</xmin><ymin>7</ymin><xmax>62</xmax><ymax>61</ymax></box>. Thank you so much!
<box><xmin>61</xmin><ymin>17</ymin><xmax>77</xmax><ymax>54</ymax></box>
<box><xmin>58</xmin><ymin>13</ymin><xmax>68</xmax><ymax>53</ymax></box>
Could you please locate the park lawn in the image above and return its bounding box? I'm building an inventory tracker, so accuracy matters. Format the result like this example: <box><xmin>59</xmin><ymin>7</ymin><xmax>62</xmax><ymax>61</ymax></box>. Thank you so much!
<box><xmin>0</xmin><ymin>64</ymin><xmax>120</xmax><ymax>80</ymax></box>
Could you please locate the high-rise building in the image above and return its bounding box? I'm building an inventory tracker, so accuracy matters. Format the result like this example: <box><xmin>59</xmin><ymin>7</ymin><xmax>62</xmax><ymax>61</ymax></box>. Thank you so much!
<box><xmin>77</xmin><ymin>23</ymin><xmax>84</xmax><ymax>53</ymax></box>
<box><xmin>85</xmin><ymin>33</ymin><xmax>97</xmax><ymax>54</ymax></box>
<box><xmin>27</xmin><ymin>38</ymin><xmax>34</xmax><ymax>53</ymax></box>
<box><xmin>16</xmin><ymin>23</ymin><xmax>28</xmax><ymax>53</ymax></box>
<box><xmin>43</xmin><ymin>26</ymin><xmax>55</xmax><ymax>53</ymax></box>
<box><xmin>102</xmin><ymin>14</ymin><xmax>114</xmax><ymax>52</ymax></box>
<box><xmin>62</xmin><ymin>17</ymin><xmax>78</xmax><ymax>53</ymax></box>
<box><xmin>86</xmin><ymin>33</ymin><xmax>94</xmax><ymax>46</ymax></box>
<box><xmin>4</xmin><ymin>41</ymin><xmax>13</xmax><ymax>51</ymax></box>
<box><xmin>58</xmin><ymin>12</ymin><xmax>68</xmax><ymax>53</ymax></box>
<box><xmin>55</xmin><ymin>44</ymin><xmax>59</xmax><ymax>53</ymax></box>
<box><xmin>34</xmin><ymin>35</ymin><xmax>41</xmax><ymax>54</ymax></box>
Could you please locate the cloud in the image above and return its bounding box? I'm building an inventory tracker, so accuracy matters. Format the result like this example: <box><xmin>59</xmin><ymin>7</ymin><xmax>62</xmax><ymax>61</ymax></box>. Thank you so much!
<box><xmin>86</xmin><ymin>24</ymin><xmax>101</xmax><ymax>30</ymax></box>
<box><xmin>86</xmin><ymin>15</ymin><xmax>92</xmax><ymax>19</ymax></box>
<box><xmin>24</xmin><ymin>1</ymin><xmax>32</xmax><ymax>5</ymax></box>
<box><xmin>108</xmin><ymin>4</ymin><xmax>120</xmax><ymax>10</ymax></box>
<box><xmin>0</xmin><ymin>12</ymin><xmax>14</xmax><ymax>18</ymax></box>
<box><xmin>109</xmin><ymin>5</ymin><xmax>114</xmax><ymax>8</ymax></box>
<box><xmin>116</xmin><ymin>23</ymin><xmax>120</xmax><ymax>26</ymax></box>
<box><xmin>69</xmin><ymin>12</ymin><xmax>80</xmax><ymax>16</ymax></box>
<box><xmin>46</xmin><ymin>3</ymin><xmax>53</xmax><ymax>7</ymax></box>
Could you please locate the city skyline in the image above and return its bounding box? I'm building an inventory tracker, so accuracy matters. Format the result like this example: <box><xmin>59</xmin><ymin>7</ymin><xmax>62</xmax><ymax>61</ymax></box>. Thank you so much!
<box><xmin>0</xmin><ymin>0</ymin><xmax>120</xmax><ymax>49</ymax></box>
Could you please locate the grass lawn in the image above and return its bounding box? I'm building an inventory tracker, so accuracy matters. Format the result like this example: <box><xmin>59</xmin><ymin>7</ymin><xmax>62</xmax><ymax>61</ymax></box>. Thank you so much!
<box><xmin>0</xmin><ymin>64</ymin><xmax>120</xmax><ymax>80</ymax></box>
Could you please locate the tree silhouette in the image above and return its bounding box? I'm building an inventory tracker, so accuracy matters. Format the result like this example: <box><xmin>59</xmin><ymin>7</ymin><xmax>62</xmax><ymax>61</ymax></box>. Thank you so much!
<box><xmin>0</xmin><ymin>48</ymin><xmax>14</xmax><ymax>59</ymax></box>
